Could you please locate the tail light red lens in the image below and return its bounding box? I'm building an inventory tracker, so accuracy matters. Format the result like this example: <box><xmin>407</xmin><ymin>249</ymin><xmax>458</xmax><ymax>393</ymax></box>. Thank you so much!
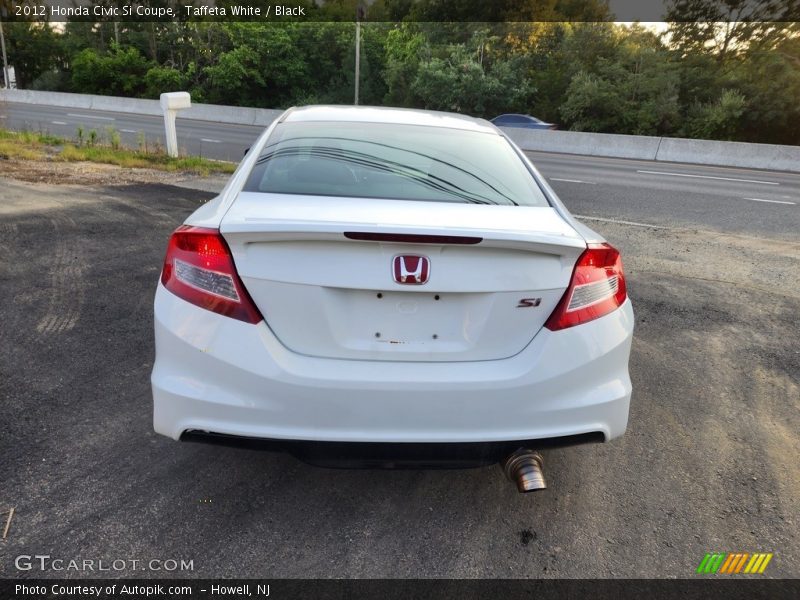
<box><xmin>545</xmin><ymin>243</ymin><xmax>627</xmax><ymax>331</ymax></box>
<box><xmin>160</xmin><ymin>226</ymin><xmax>263</xmax><ymax>324</ymax></box>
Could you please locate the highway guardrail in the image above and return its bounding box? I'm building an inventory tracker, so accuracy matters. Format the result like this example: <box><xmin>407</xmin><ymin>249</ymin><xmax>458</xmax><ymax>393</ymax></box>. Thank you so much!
<box><xmin>2</xmin><ymin>89</ymin><xmax>798</xmax><ymax>173</ymax></box>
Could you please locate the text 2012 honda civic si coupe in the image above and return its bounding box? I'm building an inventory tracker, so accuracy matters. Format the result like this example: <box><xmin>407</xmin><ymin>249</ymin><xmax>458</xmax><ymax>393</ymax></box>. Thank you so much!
<box><xmin>151</xmin><ymin>106</ymin><xmax>634</xmax><ymax>492</ymax></box>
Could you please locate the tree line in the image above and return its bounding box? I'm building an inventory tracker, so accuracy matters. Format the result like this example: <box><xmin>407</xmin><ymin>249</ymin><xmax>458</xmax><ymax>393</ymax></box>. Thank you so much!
<box><xmin>3</xmin><ymin>0</ymin><xmax>800</xmax><ymax>144</ymax></box>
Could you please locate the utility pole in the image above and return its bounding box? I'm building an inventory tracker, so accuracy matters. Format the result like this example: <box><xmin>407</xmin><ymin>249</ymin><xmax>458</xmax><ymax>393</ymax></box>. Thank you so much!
<box><xmin>354</xmin><ymin>5</ymin><xmax>366</xmax><ymax>105</ymax></box>
<box><xmin>0</xmin><ymin>19</ymin><xmax>9</xmax><ymax>90</ymax></box>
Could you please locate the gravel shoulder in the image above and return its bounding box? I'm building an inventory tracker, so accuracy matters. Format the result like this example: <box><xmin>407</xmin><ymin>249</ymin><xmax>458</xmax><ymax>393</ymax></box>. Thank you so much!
<box><xmin>0</xmin><ymin>157</ymin><xmax>231</xmax><ymax>188</ymax></box>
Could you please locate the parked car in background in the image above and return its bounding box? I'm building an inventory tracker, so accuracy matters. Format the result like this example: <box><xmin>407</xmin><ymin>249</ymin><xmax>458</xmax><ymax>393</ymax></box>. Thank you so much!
<box><xmin>491</xmin><ymin>114</ymin><xmax>557</xmax><ymax>130</ymax></box>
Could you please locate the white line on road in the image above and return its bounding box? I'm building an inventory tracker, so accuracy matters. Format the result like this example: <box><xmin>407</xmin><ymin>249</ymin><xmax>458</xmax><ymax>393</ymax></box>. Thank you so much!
<box><xmin>573</xmin><ymin>215</ymin><xmax>667</xmax><ymax>229</ymax></box>
<box><xmin>120</xmin><ymin>129</ymin><xmax>137</xmax><ymax>133</ymax></box>
<box><xmin>637</xmin><ymin>170</ymin><xmax>779</xmax><ymax>185</ymax></box>
<box><xmin>0</xmin><ymin>115</ymin><xmax>6</xmax><ymax>119</ymax></box>
<box><xmin>66</xmin><ymin>113</ymin><xmax>115</xmax><ymax>121</ymax></box>
<box><xmin>743</xmin><ymin>197</ymin><xmax>796</xmax><ymax>205</ymax></box>
<box><xmin>201</xmin><ymin>138</ymin><xmax>221</xmax><ymax>143</ymax></box>
<box><xmin>51</xmin><ymin>121</ymin><xmax>67</xmax><ymax>125</ymax></box>
<box><xmin>550</xmin><ymin>178</ymin><xmax>596</xmax><ymax>185</ymax></box>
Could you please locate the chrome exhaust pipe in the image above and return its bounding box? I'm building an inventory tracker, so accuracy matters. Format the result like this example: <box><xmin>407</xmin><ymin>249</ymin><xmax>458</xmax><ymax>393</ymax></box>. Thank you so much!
<box><xmin>502</xmin><ymin>449</ymin><xmax>546</xmax><ymax>493</ymax></box>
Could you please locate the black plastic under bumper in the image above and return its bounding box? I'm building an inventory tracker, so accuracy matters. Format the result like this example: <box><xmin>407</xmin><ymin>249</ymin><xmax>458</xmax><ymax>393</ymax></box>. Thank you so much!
<box><xmin>180</xmin><ymin>430</ymin><xmax>605</xmax><ymax>469</ymax></box>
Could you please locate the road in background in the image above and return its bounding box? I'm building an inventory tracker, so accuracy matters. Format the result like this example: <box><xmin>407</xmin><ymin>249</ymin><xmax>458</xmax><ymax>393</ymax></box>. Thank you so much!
<box><xmin>0</xmin><ymin>100</ymin><xmax>257</xmax><ymax>161</ymax></box>
<box><xmin>528</xmin><ymin>151</ymin><xmax>800</xmax><ymax>241</ymax></box>
<box><xmin>3</xmin><ymin>100</ymin><xmax>799</xmax><ymax>241</ymax></box>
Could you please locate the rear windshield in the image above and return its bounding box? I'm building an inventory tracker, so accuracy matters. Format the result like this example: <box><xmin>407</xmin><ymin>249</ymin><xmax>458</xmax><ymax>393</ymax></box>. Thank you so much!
<box><xmin>243</xmin><ymin>121</ymin><xmax>549</xmax><ymax>207</ymax></box>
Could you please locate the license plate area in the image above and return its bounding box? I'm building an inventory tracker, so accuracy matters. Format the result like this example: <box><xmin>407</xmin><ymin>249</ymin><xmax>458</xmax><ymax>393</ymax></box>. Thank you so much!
<box><xmin>325</xmin><ymin>288</ymin><xmax>484</xmax><ymax>353</ymax></box>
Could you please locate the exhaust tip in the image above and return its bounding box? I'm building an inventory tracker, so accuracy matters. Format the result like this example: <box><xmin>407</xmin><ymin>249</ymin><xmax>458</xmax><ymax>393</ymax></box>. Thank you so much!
<box><xmin>502</xmin><ymin>449</ymin><xmax>546</xmax><ymax>493</ymax></box>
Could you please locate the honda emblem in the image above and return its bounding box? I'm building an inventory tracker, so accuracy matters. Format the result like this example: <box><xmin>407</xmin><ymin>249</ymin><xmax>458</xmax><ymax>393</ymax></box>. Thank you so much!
<box><xmin>393</xmin><ymin>255</ymin><xmax>430</xmax><ymax>285</ymax></box>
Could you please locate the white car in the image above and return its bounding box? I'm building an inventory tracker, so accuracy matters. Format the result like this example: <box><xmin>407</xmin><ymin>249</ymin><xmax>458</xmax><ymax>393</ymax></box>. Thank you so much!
<box><xmin>152</xmin><ymin>106</ymin><xmax>634</xmax><ymax>492</ymax></box>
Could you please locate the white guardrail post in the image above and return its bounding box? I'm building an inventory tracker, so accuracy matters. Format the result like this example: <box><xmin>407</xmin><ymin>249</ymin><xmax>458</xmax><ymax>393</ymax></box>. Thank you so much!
<box><xmin>159</xmin><ymin>92</ymin><xmax>191</xmax><ymax>157</ymax></box>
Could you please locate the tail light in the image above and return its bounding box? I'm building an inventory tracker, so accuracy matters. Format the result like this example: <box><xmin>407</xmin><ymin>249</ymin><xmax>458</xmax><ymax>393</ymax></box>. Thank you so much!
<box><xmin>160</xmin><ymin>226</ymin><xmax>263</xmax><ymax>324</ymax></box>
<box><xmin>545</xmin><ymin>243</ymin><xmax>627</xmax><ymax>331</ymax></box>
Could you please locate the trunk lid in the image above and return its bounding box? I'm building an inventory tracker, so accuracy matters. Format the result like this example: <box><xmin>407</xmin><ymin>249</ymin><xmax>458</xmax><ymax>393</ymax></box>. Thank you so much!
<box><xmin>221</xmin><ymin>193</ymin><xmax>585</xmax><ymax>362</ymax></box>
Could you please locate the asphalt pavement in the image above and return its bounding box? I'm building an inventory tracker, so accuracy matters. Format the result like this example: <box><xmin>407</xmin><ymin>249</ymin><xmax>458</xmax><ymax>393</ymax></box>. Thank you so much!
<box><xmin>528</xmin><ymin>151</ymin><xmax>800</xmax><ymax>240</ymax></box>
<box><xmin>0</xmin><ymin>170</ymin><xmax>798</xmax><ymax>578</ymax></box>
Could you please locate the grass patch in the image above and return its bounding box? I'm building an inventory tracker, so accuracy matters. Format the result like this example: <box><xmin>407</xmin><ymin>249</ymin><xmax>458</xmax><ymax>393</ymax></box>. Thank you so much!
<box><xmin>0</xmin><ymin>127</ymin><xmax>236</xmax><ymax>176</ymax></box>
<box><xmin>57</xmin><ymin>145</ymin><xmax>236</xmax><ymax>176</ymax></box>
<box><xmin>0</xmin><ymin>129</ymin><xmax>53</xmax><ymax>160</ymax></box>
<box><xmin>0</xmin><ymin>139</ymin><xmax>45</xmax><ymax>160</ymax></box>
<box><xmin>0</xmin><ymin>129</ymin><xmax>65</xmax><ymax>146</ymax></box>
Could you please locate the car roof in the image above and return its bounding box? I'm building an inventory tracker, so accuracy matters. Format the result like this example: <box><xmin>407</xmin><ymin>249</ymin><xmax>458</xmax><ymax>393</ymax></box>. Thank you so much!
<box><xmin>283</xmin><ymin>105</ymin><xmax>498</xmax><ymax>134</ymax></box>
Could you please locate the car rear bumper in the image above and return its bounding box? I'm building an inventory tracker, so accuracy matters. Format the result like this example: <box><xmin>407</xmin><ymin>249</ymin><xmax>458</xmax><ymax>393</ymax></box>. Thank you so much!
<box><xmin>152</xmin><ymin>284</ymin><xmax>634</xmax><ymax>444</ymax></box>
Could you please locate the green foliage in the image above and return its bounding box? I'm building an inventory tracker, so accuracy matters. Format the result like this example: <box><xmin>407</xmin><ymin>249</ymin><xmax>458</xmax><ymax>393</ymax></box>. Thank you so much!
<box><xmin>144</xmin><ymin>66</ymin><xmax>189</xmax><ymax>99</ymax></box>
<box><xmin>384</xmin><ymin>25</ymin><xmax>428</xmax><ymax>106</ymax></box>
<box><xmin>665</xmin><ymin>1</ymin><xmax>794</xmax><ymax>62</ymax></box>
<box><xmin>201</xmin><ymin>24</ymin><xmax>323</xmax><ymax>107</ymax></box>
<box><xmin>29</xmin><ymin>70</ymin><xmax>71</xmax><ymax>92</ymax></box>
<box><xmin>730</xmin><ymin>40</ymin><xmax>800</xmax><ymax>144</ymax></box>
<box><xmin>203</xmin><ymin>45</ymin><xmax>267</xmax><ymax>106</ymax></box>
<box><xmin>560</xmin><ymin>27</ymin><xmax>680</xmax><ymax>135</ymax></box>
<box><xmin>106</xmin><ymin>127</ymin><xmax>122</xmax><ymax>150</ymax></box>
<box><xmin>3</xmin><ymin>4</ymin><xmax>798</xmax><ymax>145</ymax></box>
<box><xmin>685</xmin><ymin>89</ymin><xmax>746</xmax><ymax>141</ymax></box>
<box><xmin>4</xmin><ymin>22</ymin><xmax>64</xmax><ymax>89</ymax></box>
<box><xmin>410</xmin><ymin>35</ymin><xmax>535</xmax><ymax>117</ymax></box>
<box><xmin>70</xmin><ymin>46</ymin><xmax>152</xmax><ymax>97</ymax></box>
<box><xmin>0</xmin><ymin>128</ymin><xmax>65</xmax><ymax>146</ymax></box>
<box><xmin>560</xmin><ymin>71</ymin><xmax>623</xmax><ymax>132</ymax></box>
